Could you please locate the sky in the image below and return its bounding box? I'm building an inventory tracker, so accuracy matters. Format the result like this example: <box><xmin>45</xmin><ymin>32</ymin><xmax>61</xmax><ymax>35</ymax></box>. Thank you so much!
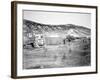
<box><xmin>23</xmin><ymin>10</ymin><xmax>91</xmax><ymax>28</ymax></box>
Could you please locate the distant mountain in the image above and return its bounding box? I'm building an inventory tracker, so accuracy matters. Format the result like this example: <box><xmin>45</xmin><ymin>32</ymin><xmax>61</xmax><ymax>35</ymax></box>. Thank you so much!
<box><xmin>23</xmin><ymin>19</ymin><xmax>91</xmax><ymax>38</ymax></box>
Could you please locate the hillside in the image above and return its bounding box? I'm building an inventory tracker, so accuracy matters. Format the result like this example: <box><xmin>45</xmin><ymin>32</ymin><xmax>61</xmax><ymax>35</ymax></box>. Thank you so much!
<box><xmin>23</xmin><ymin>19</ymin><xmax>91</xmax><ymax>38</ymax></box>
<box><xmin>23</xmin><ymin>19</ymin><xmax>91</xmax><ymax>69</ymax></box>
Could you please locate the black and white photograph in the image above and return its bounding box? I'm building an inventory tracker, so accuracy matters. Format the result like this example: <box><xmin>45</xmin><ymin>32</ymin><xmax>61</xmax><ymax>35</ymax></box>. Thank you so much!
<box><xmin>23</xmin><ymin>10</ymin><xmax>91</xmax><ymax>69</ymax></box>
<box><xmin>11</xmin><ymin>1</ymin><xmax>97</xmax><ymax>78</ymax></box>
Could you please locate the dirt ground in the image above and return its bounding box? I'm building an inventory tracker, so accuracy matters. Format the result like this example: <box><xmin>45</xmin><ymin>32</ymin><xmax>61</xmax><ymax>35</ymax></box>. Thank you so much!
<box><xmin>23</xmin><ymin>40</ymin><xmax>90</xmax><ymax>69</ymax></box>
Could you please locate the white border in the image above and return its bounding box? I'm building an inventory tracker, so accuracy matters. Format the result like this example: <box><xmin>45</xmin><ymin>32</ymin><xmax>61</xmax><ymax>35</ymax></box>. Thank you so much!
<box><xmin>17</xmin><ymin>4</ymin><xmax>96</xmax><ymax>76</ymax></box>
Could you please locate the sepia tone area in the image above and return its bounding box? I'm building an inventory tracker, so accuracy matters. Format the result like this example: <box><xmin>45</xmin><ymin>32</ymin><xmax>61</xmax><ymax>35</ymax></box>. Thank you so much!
<box><xmin>23</xmin><ymin>19</ymin><xmax>91</xmax><ymax>69</ymax></box>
